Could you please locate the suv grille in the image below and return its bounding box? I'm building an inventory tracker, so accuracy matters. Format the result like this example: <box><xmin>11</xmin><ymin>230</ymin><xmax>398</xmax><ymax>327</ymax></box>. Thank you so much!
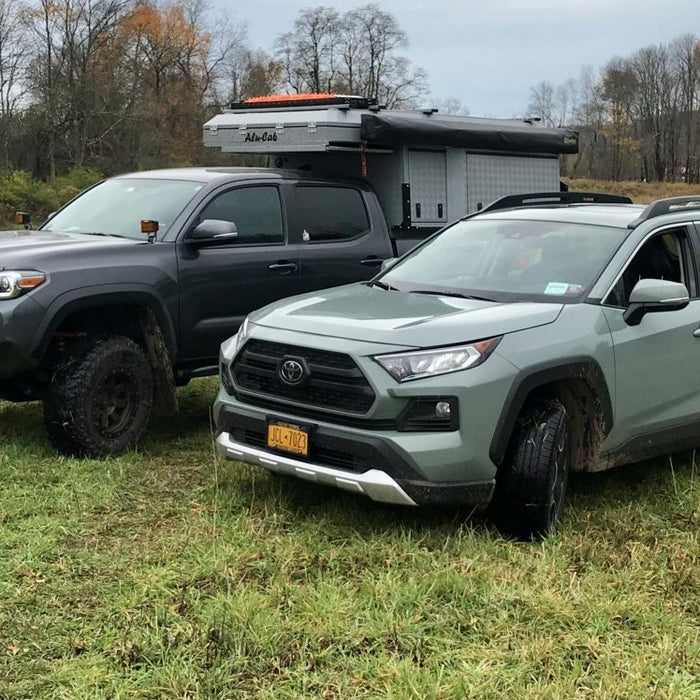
<box><xmin>232</xmin><ymin>340</ymin><xmax>375</xmax><ymax>414</ymax></box>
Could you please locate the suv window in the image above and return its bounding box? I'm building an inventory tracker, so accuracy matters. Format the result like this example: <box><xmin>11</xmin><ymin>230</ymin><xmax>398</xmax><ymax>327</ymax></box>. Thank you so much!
<box><xmin>605</xmin><ymin>228</ymin><xmax>694</xmax><ymax>307</ymax></box>
<box><xmin>296</xmin><ymin>186</ymin><xmax>369</xmax><ymax>242</ymax></box>
<box><xmin>199</xmin><ymin>186</ymin><xmax>284</xmax><ymax>244</ymax></box>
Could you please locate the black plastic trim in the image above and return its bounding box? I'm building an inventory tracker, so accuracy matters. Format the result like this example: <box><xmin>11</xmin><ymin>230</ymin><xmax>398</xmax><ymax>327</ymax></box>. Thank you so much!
<box><xmin>628</xmin><ymin>196</ymin><xmax>700</xmax><ymax>229</ymax></box>
<box><xmin>397</xmin><ymin>478</ymin><xmax>494</xmax><ymax>507</ymax></box>
<box><xmin>603</xmin><ymin>416</ymin><xmax>700</xmax><ymax>467</ymax></box>
<box><xmin>489</xmin><ymin>358</ymin><xmax>613</xmax><ymax>466</ymax></box>
<box><xmin>480</xmin><ymin>192</ymin><xmax>632</xmax><ymax>215</ymax></box>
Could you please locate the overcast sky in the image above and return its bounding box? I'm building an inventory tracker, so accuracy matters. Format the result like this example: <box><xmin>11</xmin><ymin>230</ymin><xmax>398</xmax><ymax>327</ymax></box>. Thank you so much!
<box><xmin>220</xmin><ymin>0</ymin><xmax>699</xmax><ymax>118</ymax></box>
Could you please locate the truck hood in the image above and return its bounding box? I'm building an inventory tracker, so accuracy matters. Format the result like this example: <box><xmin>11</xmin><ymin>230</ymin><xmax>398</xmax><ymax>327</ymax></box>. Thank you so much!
<box><xmin>0</xmin><ymin>229</ymin><xmax>137</xmax><ymax>268</ymax></box>
<box><xmin>251</xmin><ymin>284</ymin><xmax>564</xmax><ymax>348</ymax></box>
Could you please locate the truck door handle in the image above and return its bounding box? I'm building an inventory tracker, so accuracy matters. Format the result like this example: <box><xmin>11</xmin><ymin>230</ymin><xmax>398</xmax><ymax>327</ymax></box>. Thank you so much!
<box><xmin>360</xmin><ymin>257</ymin><xmax>383</xmax><ymax>267</ymax></box>
<box><xmin>268</xmin><ymin>262</ymin><xmax>297</xmax><ymax>273</ymax></box>
<box><xmin>693</xmin><ymin>327</ymin><xmax>700</xmax><ymax>338</ymax></box>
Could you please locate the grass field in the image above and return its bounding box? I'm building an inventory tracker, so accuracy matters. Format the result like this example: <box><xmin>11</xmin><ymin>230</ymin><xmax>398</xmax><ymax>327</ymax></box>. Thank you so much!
<box><xmin>1</xmin><ymin>379</ymin><xmax>700</xmax><ymax>699</ymax></box>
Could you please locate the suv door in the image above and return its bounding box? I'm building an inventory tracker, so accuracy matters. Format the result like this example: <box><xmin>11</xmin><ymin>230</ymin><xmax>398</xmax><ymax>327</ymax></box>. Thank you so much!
<box><xmin>176</xmin><ymin>183</ymin><xmax>300</xmax><ymax>364</ymax></box>
<box><xmin>290</xmin><ymin>183</ymin><xmax>393</xmax><ymax>294</ymax></box>
<box><xmin>602</xmin><ymin>225</ymin><xmax>700</xmax><ymax>450</ymax></box>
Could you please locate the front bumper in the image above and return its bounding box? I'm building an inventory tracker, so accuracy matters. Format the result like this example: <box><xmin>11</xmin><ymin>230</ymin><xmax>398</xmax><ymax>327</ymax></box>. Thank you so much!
<box><xmin>217</xmin><ymin>431</ymin><xmax>419</xmax><ymax>505</ymax></box>
<box><xmin>215</xmin><ymin>403</ymin><xmax>496</xmax><ymax>508</ymax></box>
<box><xmin>0</xmin><ymin>295</ymin><xmax>45</xmax><ymax>383</ymax></box>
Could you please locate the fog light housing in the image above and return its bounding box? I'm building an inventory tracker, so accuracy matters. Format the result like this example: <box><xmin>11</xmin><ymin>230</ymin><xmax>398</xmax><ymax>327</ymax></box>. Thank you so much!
<box><xmin>435</xmin><ymin>401</ymin><xmax>451</xmax><ymax>418</ymax></box>
<box><xmin>397</xmin><ymin>397</ymin><xmax>459</xmax><ymax>432</ymax></box>
<box><xmin>220</xmin><ymin>362</ymin><xmax>235</xmax><ymax>395</ymax></box>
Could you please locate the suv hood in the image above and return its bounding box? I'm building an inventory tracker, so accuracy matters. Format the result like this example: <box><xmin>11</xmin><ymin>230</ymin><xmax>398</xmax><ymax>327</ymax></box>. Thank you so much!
<box><xmin>251</xmin><ymin>284</ymin><xmax>564</xmax><ymax>348</ymax></box>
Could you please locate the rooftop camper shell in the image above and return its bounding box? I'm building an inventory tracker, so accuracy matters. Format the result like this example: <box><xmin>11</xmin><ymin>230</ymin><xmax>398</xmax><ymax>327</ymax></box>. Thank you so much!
<box><xmin>203</xmin><ymin>94</ymin><xmax>579</xmax><ymax>234</ymax></box>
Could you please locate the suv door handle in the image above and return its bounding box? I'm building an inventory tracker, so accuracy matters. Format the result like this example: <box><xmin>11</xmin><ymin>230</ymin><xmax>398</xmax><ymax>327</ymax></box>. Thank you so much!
<box><xmin>268</xmin><ymin>262</ymin><xmax>297</xmax><ymax>274</ymax></box>
<box><xmin>360</xmin><ymin>257</ymin><xmax>383</xmax><ymax>267</ymax></box>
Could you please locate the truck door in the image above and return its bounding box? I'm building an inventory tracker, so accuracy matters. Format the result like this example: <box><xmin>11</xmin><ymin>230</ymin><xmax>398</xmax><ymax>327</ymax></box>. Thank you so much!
<box><xmin>292</xmin><ymin>183</ymin><xmax>393</xmax><ymax>294</ymax></box>
<box><xmin>176</xmin><ymin>183</ymin><xmax>300</xmax><ymax>364</ymax></box>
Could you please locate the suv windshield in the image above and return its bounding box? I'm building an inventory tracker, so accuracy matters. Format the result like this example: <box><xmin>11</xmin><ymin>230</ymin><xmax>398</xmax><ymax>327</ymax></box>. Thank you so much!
<box><xmin>42</xmin><ymin>178</ymin><xmax>204</xmax><ymax>240</ymax></box>
<box><xmin>381</xmin><ymin>218</ymin><xmax>627</xmax><ymax>301</ymax></box>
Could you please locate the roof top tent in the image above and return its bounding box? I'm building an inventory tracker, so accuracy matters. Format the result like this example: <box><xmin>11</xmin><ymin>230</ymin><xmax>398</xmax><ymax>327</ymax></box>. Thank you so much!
<box><xmin>203</xmin><ymin>94</ymin><xmax>579</xmax><ymax>233</ymax></box>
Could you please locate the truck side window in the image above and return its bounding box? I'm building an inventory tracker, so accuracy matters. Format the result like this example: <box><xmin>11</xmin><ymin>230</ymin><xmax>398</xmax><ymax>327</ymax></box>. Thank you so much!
<box><xmin>199</xmin><ymin>186</ymin><xmax>284</xmax><ymax>244</ymax></box>
<box><xmin>605</xmin><ymin>229</ymin><xmax>692</xmax><ymax>307</ymax></box>
<box><xmin>296</xmin><ymin>186</ymin><xmax>370</xmax><ymax>241</ymax></box>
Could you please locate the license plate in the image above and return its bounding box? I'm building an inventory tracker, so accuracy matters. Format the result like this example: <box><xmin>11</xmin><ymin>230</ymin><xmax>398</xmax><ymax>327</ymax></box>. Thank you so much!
<box><xmin>267</xmin><ymin>422</ymin><xmax>309</xmax><ymax>456</ymax></box>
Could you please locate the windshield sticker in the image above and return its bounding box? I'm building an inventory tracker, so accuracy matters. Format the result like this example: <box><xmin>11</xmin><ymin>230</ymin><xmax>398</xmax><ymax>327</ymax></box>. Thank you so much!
<box><xmin>544</xmin><ymin>282</ymin><xmax>583</xmax><ymax>295</ymax></box>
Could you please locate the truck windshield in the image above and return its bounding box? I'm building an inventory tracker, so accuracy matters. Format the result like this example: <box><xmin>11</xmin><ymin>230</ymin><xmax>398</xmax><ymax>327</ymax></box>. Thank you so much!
<box><xmin>381</xmin><ymin>218</ymin><xmax>628</xmax><ymax>301</ymax></box>
<box><xmin>41</xmin><ymin>178</ymin><xmax>204</xmax><ymax>240</ymax></box>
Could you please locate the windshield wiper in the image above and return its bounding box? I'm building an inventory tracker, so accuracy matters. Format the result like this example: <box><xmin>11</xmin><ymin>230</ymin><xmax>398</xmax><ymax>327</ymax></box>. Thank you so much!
<box><xmin>370</xmin><ymin>280</ymin><xmax>400</xmax><ymax>291</ymax></box>
<box><xmin>80</xmin><ymin>231</ymin><xmax>128</xmax><ymax>238</ymax></box>
<box><xmin>411</xmin><ymin>289</ymin><xmax>495</xmax><ymax>302</ymax></box>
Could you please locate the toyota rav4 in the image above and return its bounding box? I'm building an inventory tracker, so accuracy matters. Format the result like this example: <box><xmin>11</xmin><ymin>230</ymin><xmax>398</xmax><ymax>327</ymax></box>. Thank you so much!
<box><xmin>214</xmin><ymin>192</ymin><xmax>700</xmax><ymax>537</ymax></box>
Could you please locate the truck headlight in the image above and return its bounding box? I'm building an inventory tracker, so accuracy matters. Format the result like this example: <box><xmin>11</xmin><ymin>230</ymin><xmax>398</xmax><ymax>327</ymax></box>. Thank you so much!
<box><xmin>0</xmin><ymin>271</ymin><xmax>46</xmax><ymax>300</ymax></box>
<box><xmin>374</xmin><ymin>338</ymin><xmax>501</xmax><ymax>382</ymax></box>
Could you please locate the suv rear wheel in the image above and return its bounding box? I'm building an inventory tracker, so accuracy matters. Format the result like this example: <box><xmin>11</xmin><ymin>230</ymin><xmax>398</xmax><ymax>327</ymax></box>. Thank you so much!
<box><xmin>44</xmin><ymin>335</ymin><xmax>154</xmax><ymax>457</ymax></box>
<box><xmin>492</xmin><ymin>399</ymin><xmax>570</xmax><ymax>539</ymax></box>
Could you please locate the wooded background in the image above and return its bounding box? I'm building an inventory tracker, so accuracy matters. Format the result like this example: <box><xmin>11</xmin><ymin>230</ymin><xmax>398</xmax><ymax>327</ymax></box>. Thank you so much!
<box><xmin>0</xmin><ymin>0</ymin><xmax>698</xmax><ymax>184</ymax></box>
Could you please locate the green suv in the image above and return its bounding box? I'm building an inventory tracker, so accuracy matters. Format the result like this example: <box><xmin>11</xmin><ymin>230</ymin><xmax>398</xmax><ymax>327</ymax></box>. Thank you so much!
<box><xmin>214</xmin><ymin>192</ymin><xmax>700</xmax><ymax>537</ymax></box>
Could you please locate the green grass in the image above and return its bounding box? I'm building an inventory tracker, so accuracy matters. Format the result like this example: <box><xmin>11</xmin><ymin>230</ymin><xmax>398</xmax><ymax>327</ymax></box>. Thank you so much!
<box><xmin>1</xmin><ymin>379</ymin><xmax>700</xmax><ymax>699</ymax></box>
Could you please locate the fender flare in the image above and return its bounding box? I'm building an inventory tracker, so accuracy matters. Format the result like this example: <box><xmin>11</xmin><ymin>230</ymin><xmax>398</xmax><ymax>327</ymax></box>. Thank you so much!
<box><xmin>489</xmin><ymin>358</ymin><xmax>613</xmax><ymax>466</ymax></box>
<box><xmin>31</xmin><ymin>284</ymin><xmax>177</xmax><ymax>361</ymax></box>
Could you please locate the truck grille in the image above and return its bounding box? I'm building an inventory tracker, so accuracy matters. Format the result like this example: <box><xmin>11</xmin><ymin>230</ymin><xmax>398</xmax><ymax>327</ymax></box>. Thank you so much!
<box><xmin>232</xmin><ymin>339</ymin><xmax>375</xmax><ymax>414</ymax></box>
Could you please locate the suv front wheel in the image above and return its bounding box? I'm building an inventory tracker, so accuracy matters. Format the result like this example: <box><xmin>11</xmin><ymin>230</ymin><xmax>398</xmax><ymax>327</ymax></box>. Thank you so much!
<box><xmin>492</xmin><ymin>399</ymin><xmax>570</xmax><ymax>539</ymax></box>
<box><xmin>44</xmin><ymin>335</ymin><xmax>154</xmax><ymax>457</ymax></box>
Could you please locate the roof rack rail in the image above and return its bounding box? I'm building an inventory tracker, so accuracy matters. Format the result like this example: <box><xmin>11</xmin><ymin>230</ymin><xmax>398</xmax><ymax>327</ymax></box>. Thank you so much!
<box><xmin>480</xmin><ymin>191</ymin><xmax>633</xmax><ymax>214</ymax></box>
<box><xmin>627</xmin><ymin>195</ymin><xmax>700</xmax><ymax>228</ymax></box>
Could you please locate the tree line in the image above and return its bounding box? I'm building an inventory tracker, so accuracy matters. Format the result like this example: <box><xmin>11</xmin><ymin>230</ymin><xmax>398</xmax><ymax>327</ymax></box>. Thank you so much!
<box><xmin>0</xmin><ymin>0</ymin><xmax>426</xmax><ymax>180</ymax></box>
<box><xmin>1</xmin><ymin>0</ymin><xmax>698</xmax><ymax>185</ymax></box>
<box><xmin>529</xmin><ymin>34</ymin><xmax>700</xmax><ymax>184</ymax></box>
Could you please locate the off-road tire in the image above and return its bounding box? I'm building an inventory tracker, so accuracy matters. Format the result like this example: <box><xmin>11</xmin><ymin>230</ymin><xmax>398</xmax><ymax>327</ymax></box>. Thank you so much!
<box><xmin>43</xmin><ymin>336</ymin><xmax>154</xmax><ymax>457</ymax></box>
<box><xmin>491</xmin><ymin>399</ymin><xmax>569</xmax><ymax>539</ymax></box>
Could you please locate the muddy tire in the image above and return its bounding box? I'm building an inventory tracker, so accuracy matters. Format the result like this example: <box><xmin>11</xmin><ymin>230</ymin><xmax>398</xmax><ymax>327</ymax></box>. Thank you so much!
<box><xmin>43</xmin><ymin>336</ymin><xmax>154</xmax><ymax>457</ymax></box>
<box><xmin>491</xmin><ymin>399</ymin><xmax>569</xmax><ymax>539</ymax></box>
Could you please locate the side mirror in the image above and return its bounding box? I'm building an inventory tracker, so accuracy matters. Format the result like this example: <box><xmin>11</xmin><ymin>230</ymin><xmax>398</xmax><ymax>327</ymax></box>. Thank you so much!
<box><xmin>189</xmin><ymin>219</ymin><xmax>238</xmax><ymax>245</ymax></box>
<box><xmin>623</xmin><ymin>278</ymin><xmax>689</xmax><ymax>326</ymax></box>
<box><xmin>380</xmin><ymin>257</ymin><xmax>397</xmax><ymax>272</ymax></box>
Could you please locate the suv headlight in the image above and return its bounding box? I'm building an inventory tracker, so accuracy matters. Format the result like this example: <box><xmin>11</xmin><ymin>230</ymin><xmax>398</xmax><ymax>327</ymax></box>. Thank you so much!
<box><xmin>374</xmin><ymin>337</ymin><xmax>501</xmax><ymax>382</ymax></box>
<box><xmin>233</xmin><ymin>317</ymin><xmax>250</xmax><ymax>355</ymax></box>
<box><xmin>0</xmin><ymin>271</ymin><xmax>46</xmax><ymax>300</ymax></box>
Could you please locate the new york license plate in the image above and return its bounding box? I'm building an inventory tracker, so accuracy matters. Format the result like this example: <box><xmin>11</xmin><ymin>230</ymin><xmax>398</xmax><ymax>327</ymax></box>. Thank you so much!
<box><xmin>267</xmin><ymin>421</ymin><xmax>309</xmax><ymax>456</ymax></box>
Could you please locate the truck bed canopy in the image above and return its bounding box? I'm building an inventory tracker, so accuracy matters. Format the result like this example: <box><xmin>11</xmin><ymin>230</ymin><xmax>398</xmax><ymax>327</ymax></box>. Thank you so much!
<box><xmin>360</xmin><ymin>113</ymin><xmax>578</xmax><ymax>155</ymax></box>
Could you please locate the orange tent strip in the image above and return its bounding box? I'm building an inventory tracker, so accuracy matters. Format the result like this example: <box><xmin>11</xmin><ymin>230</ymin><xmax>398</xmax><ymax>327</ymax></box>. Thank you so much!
<box><xmin>244</xmin><ymin>93</ymin><xmax>341</xmax><ymax>104</ymax></box>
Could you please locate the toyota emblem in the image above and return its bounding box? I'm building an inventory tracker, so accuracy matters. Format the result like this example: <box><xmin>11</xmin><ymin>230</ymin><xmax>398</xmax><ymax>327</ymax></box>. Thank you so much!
<box><xmin>279</xmin><ymin>358</ymin><xmax>305</xmax><ymax>385</ymax></box>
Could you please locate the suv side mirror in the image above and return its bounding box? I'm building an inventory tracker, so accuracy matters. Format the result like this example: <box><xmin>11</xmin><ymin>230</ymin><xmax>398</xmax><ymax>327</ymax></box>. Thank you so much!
<box><xmin>380</xmin><ymin>257</ymin><xmax>397</xmax><ymax>272</ymax></box>
<box><xmin>189</xmin><ymin>219</ymin><xmax>238</xmax><ymax>245</ymax></box>
<box><xmin>623</xmin><ymin>278</ymin><xmax>689</xmax><ymax>326</ymax></box>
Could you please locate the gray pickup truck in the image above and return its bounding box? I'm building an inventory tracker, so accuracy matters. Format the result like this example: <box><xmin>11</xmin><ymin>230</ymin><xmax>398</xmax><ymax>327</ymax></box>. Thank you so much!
<box><xmin>214</xmin><ymin>191</ymin><xmax>700</xmax><ymax>538</ymax></box>
<box><xmin>1</xmin><ymin>167</ymin><xmax>423</xmax><ymax>457</ymax></box>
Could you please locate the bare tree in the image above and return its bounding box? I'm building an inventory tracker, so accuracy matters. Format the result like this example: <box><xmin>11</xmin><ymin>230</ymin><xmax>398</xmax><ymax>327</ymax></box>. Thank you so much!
<box><xmin>527</xmin><ymin>81</ymin><xmax>556</xmax><ymax>125</ymax></box>
<box><xmin>275</xmin><ymin>6</ymin><xmax>340</xmax><ymax>94</ymax></box>
<box><xmin>431</xmin><ymin>96</ymin><xmax>470</xmax><ymax>116</ymax></box>
<box><xmin>275</xmin><ymin>4</ymin><xmax>427</xmax><ymax>107</ymax></box>
<box><xmin>0</xmin><ymin>0</ymin><xmax>27</xmax><ymax>169</ymax></box>
<box><xmin>671</xmin><ymin>34</ymin><xmax>700</xmax><ymax>183</ymax></box>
